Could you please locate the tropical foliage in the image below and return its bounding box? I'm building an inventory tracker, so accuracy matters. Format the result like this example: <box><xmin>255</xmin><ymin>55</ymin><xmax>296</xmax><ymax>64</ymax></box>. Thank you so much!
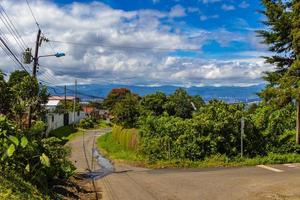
<box><xmin>0</xmin><ymin>70</ymin><xmax>75</xmax><ymax>198</ymax></box>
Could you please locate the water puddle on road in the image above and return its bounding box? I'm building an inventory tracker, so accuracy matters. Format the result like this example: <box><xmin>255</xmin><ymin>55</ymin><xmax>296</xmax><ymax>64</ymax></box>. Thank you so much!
<box><xmin>80</xmin><ymin>148</ymin><xmax>115</xmax><ymax>180</ymax></box>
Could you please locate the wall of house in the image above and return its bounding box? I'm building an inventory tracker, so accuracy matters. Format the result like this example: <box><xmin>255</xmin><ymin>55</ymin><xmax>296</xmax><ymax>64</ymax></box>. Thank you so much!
<box><xmin>46</xmin><ymin>111</ymin><xmax>86</xmax><ymax>134</ymax></box>
<box><xmin>69</xmin><ymin>111</ymin><xmax>86</xmax><ymax>124</ymax></box>
<box><xmin>46</xmin><ymin>113</ymin><xmax>64</xmax><ymax>134</ymax></box>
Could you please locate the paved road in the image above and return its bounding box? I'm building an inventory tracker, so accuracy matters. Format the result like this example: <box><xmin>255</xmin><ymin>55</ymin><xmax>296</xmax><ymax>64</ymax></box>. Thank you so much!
<box><xmin>68</xmin><ymin>129</ymin><xmax>300</xmax><ymax>200</ymax></box>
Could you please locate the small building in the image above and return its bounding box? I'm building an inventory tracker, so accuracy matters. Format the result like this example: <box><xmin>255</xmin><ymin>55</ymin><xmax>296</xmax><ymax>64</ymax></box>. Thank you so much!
<box><xmin>45</xmin><ymin>96</ymin><xmax>86</xmax><ymax>134</ymax></box>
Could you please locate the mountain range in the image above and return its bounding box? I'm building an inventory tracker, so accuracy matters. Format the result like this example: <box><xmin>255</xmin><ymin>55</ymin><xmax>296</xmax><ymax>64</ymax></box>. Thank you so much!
<box><xmin>47</xmin><ymin>84</ymin><xmax>265</xmax><ymax>103</ymax></box>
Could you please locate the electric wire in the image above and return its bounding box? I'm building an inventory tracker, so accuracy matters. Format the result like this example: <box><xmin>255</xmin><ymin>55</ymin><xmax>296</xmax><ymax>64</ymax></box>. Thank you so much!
<box><xmin>25</xmin><ymin>0</ymin><xmax>42</xmax><ymax>30</ymax></box>
<box><xmin>0</xmin><ymin>4</ymin><xmax>27</xmax><ymax>49</ymax></box>
<box><xmin>0</xmin><ymin>41</ymin><xmax>21</xmax><ymax>71</ymax></box>
<box><xmin>0</xmin><ymin>9</ymin><xmax>26</xmax><ymax>51</ymax></box>
<box><xmin>0</xmin><ymin>37</ymin><xmax>29</xmax><ymax>74</ymax></box>
<box><xmin>39</xmin><ymin>80</ymin><xmax>104</xmax><ymax>99</ymax></box>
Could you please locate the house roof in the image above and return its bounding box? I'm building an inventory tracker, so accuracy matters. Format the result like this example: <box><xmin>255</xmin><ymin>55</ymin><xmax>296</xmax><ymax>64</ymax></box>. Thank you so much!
<box><xmin>46</xmin><ymin>100</ymin><xmax>60</xmax><ymax>107</ymax></box>
<box><xmin>48</xmin><ymin>96</ymin><xmax>76</xmax><ymax>101</ymax></box>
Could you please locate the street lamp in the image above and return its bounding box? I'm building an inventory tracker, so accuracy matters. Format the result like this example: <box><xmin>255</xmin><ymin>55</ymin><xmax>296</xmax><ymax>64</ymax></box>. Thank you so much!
<box><xmin>23</xmin><ymin>50</ymin><xmax>66</xmax><ymax>64</ymax></box>
<box><xmin>38</xmin><ymin>52</ymin><xmax>66</xmax><ymax>58</ymax></box>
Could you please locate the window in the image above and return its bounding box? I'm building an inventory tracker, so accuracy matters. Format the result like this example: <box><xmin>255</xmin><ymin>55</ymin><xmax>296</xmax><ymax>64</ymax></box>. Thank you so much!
<box><xmin>52</xmin><ymin>115</ymin><xmax>54</xmax><ymax>122</ymax></box>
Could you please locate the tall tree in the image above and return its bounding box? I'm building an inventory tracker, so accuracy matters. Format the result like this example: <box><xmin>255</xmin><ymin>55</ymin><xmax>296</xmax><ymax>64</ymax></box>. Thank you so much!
<box><xmin>0</xmin><ymin>71</ymin><xmax>11</xmax><ymax>115</ymax></box>
<box><xmin>140</xmin><ymin>92</ymin><xmax>167</xmax><ymax>116</ymax></box>
<box><xmin>103</xmin><ymin>88</ymin><xmax>132</xmax><ymax>110</ymax></box>
<box><xmin>112</xmin><ymin>93</ymin><xmax>140</xmax><ymax>128</ymax></box>
<box><xmin>164</xmin><ymin>88</ymin><xmax>194</xmax><ymax>119</ymax></box>
<box><xmin>258</xmin><ymin>0</ymin><xmax>300</xmax><ymax>143</ymax></box>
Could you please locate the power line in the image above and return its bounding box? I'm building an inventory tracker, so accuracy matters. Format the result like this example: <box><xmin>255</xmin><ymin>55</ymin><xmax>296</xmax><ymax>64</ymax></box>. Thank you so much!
<box><xmin>0</xmin><ymin>4</ymin><xmax>27</xmax><ymax>49</ymax></box>
<box><xmin>0</xmin><ymin>37</ymin><xmax>29</xmax><ymax>74</ymax></box>
<box><xmin>0</xmin><ymin>41</ymin><xmax>21</xmax><ymax>70</ymax></box>
<box><xmin>49</xmin><ymin>39</ymin><xmax>201</xmax><ymax>52</ymax></box>
<box><xmin>0</xmin><ymin>8</ymin><xmax>26</xmax><ymax>51</ymax></box>
<box><xmin>25</xmin><ymin>0</ymin><xmax>41</xmax><ymax>30</ymax></box>
<box><xmin>39</xmin><ymin>80</ymin><xmax>104</xmax><ymax>99</ymax></box>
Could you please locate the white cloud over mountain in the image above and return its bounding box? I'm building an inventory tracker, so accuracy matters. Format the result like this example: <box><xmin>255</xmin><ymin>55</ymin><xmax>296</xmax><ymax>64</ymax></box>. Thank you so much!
<box><xmin>0</xmin><ymin>0</ymin><xmax>271</xmax><ymax>86</ymax></box>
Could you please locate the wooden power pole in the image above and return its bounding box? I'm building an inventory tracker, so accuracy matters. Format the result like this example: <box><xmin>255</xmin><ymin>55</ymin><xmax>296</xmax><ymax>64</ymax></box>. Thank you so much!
<box><xmin>73</xmin><ymin>79</ymin><xmax>77</xmax><ymax>126</ymax></box>
<box><xmin>297</xmin><ymin>100</ymin><xmax>300</xmax><ymax>144</ymax></box>
<box><xmin>28</xmin><ymin>29</ymin><xmax>42</xmax><ymax>128</ymax></box>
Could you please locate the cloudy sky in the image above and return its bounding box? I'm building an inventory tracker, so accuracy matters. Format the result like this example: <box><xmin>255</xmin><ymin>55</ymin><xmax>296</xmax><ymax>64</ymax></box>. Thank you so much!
<box><xmin>0</xmin><ymin>0</ymin><xmax>273</xmax><ymax>86</ymax></box>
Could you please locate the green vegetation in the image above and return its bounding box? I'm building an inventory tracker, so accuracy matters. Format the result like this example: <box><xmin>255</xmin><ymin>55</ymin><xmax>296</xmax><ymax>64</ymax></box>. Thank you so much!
<box><xmin>98</xmin><ymin>131</ymin><xmax>300</xmax><ymax>168</ymax></box>
<box><xmin>98</xmin><ymin>86</ymin><xmax>300</xmax><ymax>168</ymax></box>
<box><xmin>49</xmin><ymin>125</ymin><xmax>83</xmax><ymax>142</ymax></box>
<box><xmin>95</xmin><ymin>0</ymin><xmax>300</xmax><ymax>169</ymax></box>
<box><xmin>79</xmin><ymin>117</ymin><xmax>95</xmax><ymax>129</ymax></box>
<box><xmin>0</xmin><ymin>172</ymin><xmax>48</xmax><ymax>200</ymax></box>
<box><xmin>0</xmin><ymin>70</ymin><xmax>76</xmax><ymax>198</ymax></box>
<box><xmin>97</xmin><ymin>132</ymin><xmax>141</xmax><ymax>161</ymax></box>
<box><xmin>0</xmin><ymin>115</ymin><xmax>75</xmax><ymax>198</ymax></box>
<box><xmin>98</xmin><ymin>119</ymin><xmax>112</xmax><ymax>128</ymax></box>
<box><xmin>111</xmin><ymin>125</ymin><xmax>138</xmax><ymax>151</ymax></box>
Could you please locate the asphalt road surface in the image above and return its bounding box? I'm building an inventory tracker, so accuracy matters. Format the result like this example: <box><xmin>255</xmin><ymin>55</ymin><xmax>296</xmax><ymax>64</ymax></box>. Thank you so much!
<box><xmin>68</xmin><ymin>129</ymin><xmax>300</xmax><ymax>200</ymax></box>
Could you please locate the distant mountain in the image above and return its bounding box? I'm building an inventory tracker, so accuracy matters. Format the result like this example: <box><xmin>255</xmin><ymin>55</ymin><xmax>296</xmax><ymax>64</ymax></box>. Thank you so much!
<box><xmin>47</xmin><ymin>84</ymin><xmax>265</xmax><ymax>103</ymax></box>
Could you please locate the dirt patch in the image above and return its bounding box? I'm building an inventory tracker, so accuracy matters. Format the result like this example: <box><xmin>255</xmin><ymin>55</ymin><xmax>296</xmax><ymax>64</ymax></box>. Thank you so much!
<box><xmin>56</xmin><ymin>176</ymin><xmax>102</xmax><ymax>200</ymax></box>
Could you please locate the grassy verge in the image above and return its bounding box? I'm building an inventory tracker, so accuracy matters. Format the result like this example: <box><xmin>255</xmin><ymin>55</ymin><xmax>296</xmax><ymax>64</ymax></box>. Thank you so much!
<box><xmin>97</xmin><ymin>132</ymin><xmax>300</xmax><ymax>169</ymax></box>
<box><xmin>97</xmin><ymin>131</ymin><xmax>142</xmax><ymax>162</ymax></box>
<box><xmin>97</xmin><ymin>119</ymin><xmax>112</xmax><ymax>129</ymax></box>
<box><xmin>0</xmin><ymin>173</ymin><xmax>48</xmax><ymax>200</ymax></box>
<box><xmin>49</xmin><ymin>125</ymin><xmax>84</xmax><ymax>142</ymax></box>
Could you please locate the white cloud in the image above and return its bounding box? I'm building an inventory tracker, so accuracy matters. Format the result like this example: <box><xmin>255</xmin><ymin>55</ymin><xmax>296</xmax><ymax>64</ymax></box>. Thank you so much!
<box><xmin>169</xmin><ymin>4</ymin><xmax>186</xmax><ymax>18</ymax></box>
<box><xmin>200</xmin><ymin>0</ymin><xmax>221</xmax><ymax>4</ymax></box>
<box><xmin>187</xmin><ymin>7</ymin><xmax>200</xmax><ymax>13</ymax></box>
<box><xmin>221</xmin><ymin>4</ymin><xmax>235</xmax><ymax>11</ymax></box>
<box><xmin>200</xmin><ymin>14</ymin><xmax>219</xmax><ymax>21</ymax></box>
<box><xmin>239</xmin><ymin>1</ymin><xmax>250</xmax><ymax>8</ymax></box>
<box><xmin>0</xmin><ymin>0</ymin><xmax>270</xmax><ymax>87</ymax></box>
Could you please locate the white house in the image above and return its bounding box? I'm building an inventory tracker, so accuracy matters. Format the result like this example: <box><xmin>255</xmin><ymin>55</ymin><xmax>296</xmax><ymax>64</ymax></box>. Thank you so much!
<box><xmin>45</xmin><ymin>96</ymin><xmax>86</xmax><ymax>134</ymax></box>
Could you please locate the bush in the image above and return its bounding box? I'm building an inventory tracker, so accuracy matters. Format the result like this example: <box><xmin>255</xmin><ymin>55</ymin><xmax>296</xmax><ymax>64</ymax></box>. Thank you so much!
<box><xmin>0</xmin><ymin>171</ymin><xmax>47</xmax><ymax>200</ymax></box>
<box><xmin>30</xmin><ymin>121</ymin><xmax>47</xmax><ymax>135</ymax></box>
<box><xmin>79</xmin><ymin>117</ymin><xmax>94</xmax><ymax>129</ymax></box>
<box><xmin>112</xmin><ymin>125</ymin><xmax>138</xmax><ymax>151</ymax></box>
<box><xmin>0</xmin><ymin>115</ymin><xmax>75</xmax><ymax>197</ymax></box>
<box><xmin>138</xmin><ymin>101</ymin><xmax>265</xmax><ymax>161</ymax></box>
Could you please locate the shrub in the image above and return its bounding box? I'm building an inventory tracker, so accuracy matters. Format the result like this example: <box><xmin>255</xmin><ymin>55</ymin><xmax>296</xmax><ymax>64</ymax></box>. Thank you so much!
<box><xmin>112</xmin><ymin>125</ymin><xmax>138</xmax><ymax>151</ymax></box>
<box><xmin>79</xmin><ymin>117</ymin><xmax>94</xmax><ymax>129</ymax></box>
<box><xmin>0</xmin><ymin>171</ymin><xmax>47</xmax><ymax>200</ymax></box>
<box><xmin>30</xmin><ymin>121</ymin><xmax>47</xmax><ymax>136</ymax></box>
<box><xmin>0</xmin><ymin>115</ymin><xmax>75</xmax><ymax>196</ymax></box>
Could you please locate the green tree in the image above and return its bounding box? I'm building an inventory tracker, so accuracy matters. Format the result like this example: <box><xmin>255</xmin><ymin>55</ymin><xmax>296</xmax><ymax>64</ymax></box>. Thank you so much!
<box><xmin>112</xmin><ymin>93</ymin><xmax>140</xmax><ymax>128</ymax></box>
<box><xmin>257</xmin><ymin>0</ymin><xmax>299</xmax><ymax>105</ymax></box>
<box><xmin>0</xmin><ymin>71</ymin><xmax>11</xmax><ymax>115</ymax></box>
<box><xmin>140</xmin><ymin>92</ymin><xmax>167</xmax><ymax>116</ymax></box>
<box><xmin>164</xmin><ymin>88</ymin><xmax>194</xmax><ymax>119</ymax></box>
<box><xmin>258</xmin><ymin>0</ymin><xmax>300</xmax><ymax>143</ymax></box>
<box><xmin>103</xmin><ymin>88</ymin><xmax>132</xmax><ymax>110</ymax></box>
<box><xmin>10</xmin><ymin>76</ymin><xmax>48</xmax><ymax>127</ymax></box>
<box><xmin>7</xmin><ymin>70</ymin><xmax>29</xmax><ymax>87</ymax></box>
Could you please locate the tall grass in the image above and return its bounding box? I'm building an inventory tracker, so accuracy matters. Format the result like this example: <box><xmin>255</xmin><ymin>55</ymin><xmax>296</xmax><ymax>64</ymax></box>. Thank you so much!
<box><xmin>112</xmin><ymin>125</ymin><xmax>138</xmax><ymax>151</ymax></box>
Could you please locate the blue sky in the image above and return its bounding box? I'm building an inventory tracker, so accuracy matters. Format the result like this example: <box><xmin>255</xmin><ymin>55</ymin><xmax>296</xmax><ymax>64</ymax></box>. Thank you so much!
<box><xmin>0</xmin><ymin>0</ymin><xmax>272</xmax><ymax>86</ymax></box>
<box><xmin>53</xmin><ymin>0</ymin><xmax>265</xmax><ymax>59</ymax></box>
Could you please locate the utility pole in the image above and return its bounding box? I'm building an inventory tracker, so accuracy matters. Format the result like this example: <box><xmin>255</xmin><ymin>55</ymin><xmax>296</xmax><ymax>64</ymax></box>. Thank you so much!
<box><xmin>64</xmin><ymin>85</ymin><xmax>67</xmax><ymax>110</ymax></box>
<box><xmin>33</xmin><ymin>29</ymin><xmax>41</xmax><ymax>77</ymax></box>
<box><xmin>296</xmin><ymin>100</ymin><xmax>300</xmax><ymax>144</ymax></box>
<box><xmin>241</xmin><ymin>117</ymin><xmax>244</xmax><ymax>158</ymax></box>
<box><xmin>28</xmin><ymin>29</ymin><xmax>42</xmax><ymax>128</ymax></box>
<box><xmin>73</xmin><ymin>79</ymin><xmax>77</xmax><ymax>126</ymax></box>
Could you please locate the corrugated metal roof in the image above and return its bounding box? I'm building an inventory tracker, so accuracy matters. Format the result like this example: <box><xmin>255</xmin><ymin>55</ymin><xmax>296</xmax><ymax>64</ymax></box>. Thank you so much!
<box><xmin>46</xmin><ymin>100</ymin><xmax>60</xmax><ymax>106</ymax></box>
